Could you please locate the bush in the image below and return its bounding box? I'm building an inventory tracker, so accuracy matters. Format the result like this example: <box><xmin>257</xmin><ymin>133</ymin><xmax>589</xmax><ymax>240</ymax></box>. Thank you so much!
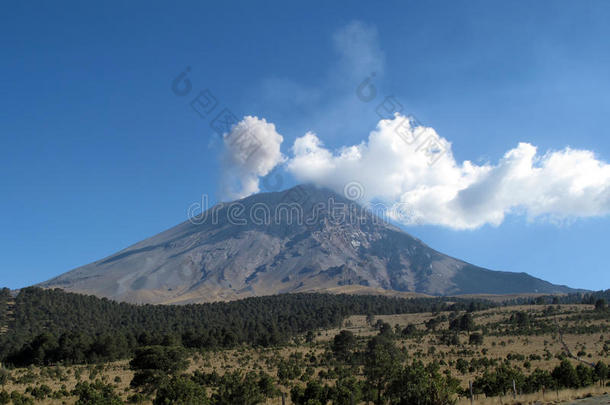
<box><xmin>277</xmin><ymin>359</ymin><xmax>302</xmax><ymax>382</ymax></box>
<box><xmin>331</xmin><ymin>330</ymin><xmax>356</xmax><ymax>362</ymax></box>
<box><xmin>130</xmin><ymin>346</ymin><xmax>188</xmax><ymax>391</ymax></box>
<box><xmin>330</xmin><ymin>376</ymin><xmax>363</xmax><ymax>405</ymax></box>
<box><xmin>364</xmin><ymin>336</ymin><xmax>401</xmax><ymax>403</ymax></box>
<box><xmin>450</xmin><ymin>314</ymin><xmax>475</xmax><ymax>332</ymax></box>
<box><xmin>378</xmin><ymin>322</ymin><xmax>394</xmax><ymax>338</ymax></box>
<box><xmin>153</xmin><ymin>376</ymin><xmax>209</xmax><ymax>405</ymax></box>
<box><xmin>440</xmin><ymin>331</ymin><xmax>460</xmax><ymax>346</ymax></box>
<box><xmin>72</xmin><ymin>381</ymin><xmax>122</xmax><ymax>405</ymax></box>
<box><xmin>576</xmin><ymin>364</ymin><xmax>594</xmax><ymax>387</ymax></box>
<box><xmin>387</xmin><ymin>361</ymin><xmax>459</xmax><ymax>405</ymax></box>
<box><xmin>10</xmin><ymin>391</ymin><xmax>34</xmax><ymax>405</ymax></box>
<box><xmin>213</xmin><ymin>371</ymin><xmax>274</xmax><ymax>405</ymax></box>
<box><xmin>595</xmin><ymin>299</ymin><xmax>607</xmax><ymax>312</ymax></box>
<box><xmin>469</xmin><ymin>333</ymin><xmax>484</xmax><ymax>345</ymax></box>
<box><xmin>594</xmin><ymin>361</ymin><xmax>608</xmax><ymax>383</ymax></box>
<box><xmin>552</xmin><ymin>360</ymin><xmax>580</xmax><ymax>389</ymax></box>
<box><xmin>0</xmin><ymin>370</ymin><xmax>8</xmax><ymax>387</ymax></box>
<box><xmin>456</xmin><ymin>358</ymin><xmax>469</xmax><ymax>374</ymax></box>
<box><xmin>472</xmin><ymin>365</ymin><xmax>525</xmax><ymax>397</ymax></box>
<box><xmin>401</xmin><ymin>324</ymin><xmax>417</xmax><ymax>338</ymax></box>
<box><xmin>291</xmin><ymin>380</ymin><xmax>330</xmax><ymax>405</ymax></box>
<box><xmin>523</xmin><ymin>368</ymin><xmax>554</xmax><ymax>393</ymax></box>
<box><xmin>29</xmin><ymin>384</ymin><xmax>51</xmax><ymax>400</ymax></box>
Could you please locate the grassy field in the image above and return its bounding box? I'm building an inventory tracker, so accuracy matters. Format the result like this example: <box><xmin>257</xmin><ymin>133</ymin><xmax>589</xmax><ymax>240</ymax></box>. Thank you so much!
<box><xmin>1</xmin><ymin>303</ymin><xmax>609</xmax><ymax>404</ymax></box>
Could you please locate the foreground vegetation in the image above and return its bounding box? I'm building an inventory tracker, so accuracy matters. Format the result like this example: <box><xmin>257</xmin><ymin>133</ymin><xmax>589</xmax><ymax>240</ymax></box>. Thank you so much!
<box><xmin>0</xmin><ymin>287</ymin><xmax>497</xmax><ymax>367</ymax></box>
<box><xmin>0</xmin><ymin>288</ymin><xmax>609</xmax><ymax>404</ymax></box>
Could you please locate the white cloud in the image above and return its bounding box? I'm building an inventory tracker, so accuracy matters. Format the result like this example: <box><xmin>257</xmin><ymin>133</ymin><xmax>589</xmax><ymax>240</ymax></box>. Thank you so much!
<box><xmin>285</xmin><ymin>114</ymin><xmax>610</xmax><ymax>229</ymax></box>
<box><xmin>220</xmin><ymin>21</ymin><xmax>610</xmax><ymax>229</ymax></box>
<box><xmin>220</xmin><ymin>116</ymin><xmax>285</xmax><ymax>200</ymax></box>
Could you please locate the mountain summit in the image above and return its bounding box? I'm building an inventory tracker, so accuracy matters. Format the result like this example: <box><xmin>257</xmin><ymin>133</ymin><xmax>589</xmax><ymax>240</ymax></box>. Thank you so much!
<box><xmin>41</xmin><ymin>184</ymin><xmax>576</xmax><ymax>303</ymax></box>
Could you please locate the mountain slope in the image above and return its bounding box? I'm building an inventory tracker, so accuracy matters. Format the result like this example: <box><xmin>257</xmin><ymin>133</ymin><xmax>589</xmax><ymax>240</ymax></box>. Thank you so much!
<box><xmin>40</xmin><ymin>185</ymin><xmax>577</xmax><ymax>303</ymax></box>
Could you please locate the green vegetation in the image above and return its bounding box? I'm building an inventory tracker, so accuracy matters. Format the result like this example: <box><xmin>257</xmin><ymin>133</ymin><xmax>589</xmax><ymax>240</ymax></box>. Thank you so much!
<box><xmin>72</xmin><ymin>380</ymin><xmax>122</xmax><ymax>405</ymax></box>
<box><xmin>153</xmin><ymin>376</ymin><xmax>208</xmax><ymax>405</ymax></box>
<box><xmin>1</xmin><ymin>287</ymin><xmax>610</xmax><ymax>404</ymax></box>
<box><xmin>0</xmin><ymin>287</ymin><xmax>492</xmax><ymax>367</ymax></box>
<box><xmin>0</xmin><ymin>288</ymin><xmax>11</xmax><ymax>333</ymax></box>
<box><xmin>129</xmin><ymin>346</ymin><xmax>189</xmax><ymax>392</ymax></box>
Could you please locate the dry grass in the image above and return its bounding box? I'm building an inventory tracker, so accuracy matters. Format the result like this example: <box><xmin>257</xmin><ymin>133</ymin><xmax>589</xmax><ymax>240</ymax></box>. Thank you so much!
<box><xmin>2</xmin><ymin>304</ymin><xmax>608</xmax><ymax>404</ymax></box>
<box><xmin>456</xmin><ymin>385</ymin><xmax>609</xmax><ymax>405</ymax></box>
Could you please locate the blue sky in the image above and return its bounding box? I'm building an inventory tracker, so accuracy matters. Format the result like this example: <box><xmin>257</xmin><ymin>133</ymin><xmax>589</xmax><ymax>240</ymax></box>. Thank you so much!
<box><xmin>1</xmin><ymin>1</ymin><xmax>610</xmax><ymax>290</ymax></box>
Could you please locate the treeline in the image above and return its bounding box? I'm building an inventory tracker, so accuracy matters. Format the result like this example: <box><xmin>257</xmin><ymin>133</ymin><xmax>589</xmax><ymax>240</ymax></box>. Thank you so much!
<box><xmin>0</xmin><ymin>288</ymin><xmax>10</xmax><ymax>331</ymax></box>
<box><xmin>505</xmin><ymin>289</ymin><xmax>610</xmax><ymax>306</ymax></box>
<box><xmin>472</xmin><ymin>359</ymin><xmax>609</xmax><ymax>397</ymax></box>
<box><xmin>0</xmin><ymin>287</ymin><xmax>493</xmax><ymax>367</ymax></box>
<box><xmin>482</xmin><ymin>306</ymin><xmax>610</xmax><ymax>337</ymax></box>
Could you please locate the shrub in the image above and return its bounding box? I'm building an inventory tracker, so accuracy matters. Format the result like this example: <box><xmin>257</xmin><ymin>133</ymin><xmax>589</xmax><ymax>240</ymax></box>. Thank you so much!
<box><xmin>0</xmin><ymin>370</ymin><xmax>8</xmax><ymax>387</ymax></box>
<box><xmin>277</xmin><ymin>359</ymin><xmax>302</xmax><ymax>382</ymax></box>
<box><xmin>72</xmin><ymin>381</ymin><xmax>122</xmax><ymax>405</ymax></box>
<box><xmin>469</xmin><ymin>333</ymin><xmax>484</xmax><ymax>345</ymax></box>
<box><xmin>450</xmin><ymin>314</ymin><xmax>475</xmax><ymax>332</ymax></box>
<box><xmin>331</xmin><ymin>331</ymin><xmax>356</xmax><ymax>362</ymax></box>
<box><xmin>10</xmin><ymin>391</ymin><xmax>34</xmax><ymax>405</ymax></box>
<box><xmin>212</xmin><ymin>371</ymin><xmax>275</xmax><ymax>405</ymax></box>
<box><xmin>552</xmin><ymin>360</ymin><xmax>580</xmax><ymax>389</ymax></box>
<box><xmin>472</xmin><ymin>365</ymin><xmax>525</xmax><ymax>397</ymax></box>
<box><xmin>401</xmin><ymin>324</ymin><xmax>417</xmax><ymax>337</ymax></box>
<box><xmin>291</xmin><ymin>380</ymin><xmax>330</xmax><ymax>405</ymax></box>
<box><xmin>595</xmin><ymin>299</ymin><xmax>607</xmax><ymax>312</ymax></box>
<box><xmin>364</xmin><ymin>336</ymin><xmax>401</xmax><ymax>403</ymax></box>
<box><xmin>130</xmin><ymin>346</ymin><xmax>188</xmax><ymax>391</ymax></box>
<box><xmin>456</xmin><ymin>358</ymin><xmax>469</xmax><ymax>374</ymax></box>
<box><xmin>153</xmin><ymin>376</ymin><xmax>208</xmax><ymax>405</ymax></box>
<box><xmin>330</xmin><ymin>376</ymin><xmax>363</xmax><ymax>405</ymax></box>
<box><xmin>387</xmin><ymin>361</ymin><xmax>459</xmax><ymax>405</ymax></box>
<box><xmin>29</xmin><ymin>384</ymin><xmax>51</xmax><ymax>400</ymax></box>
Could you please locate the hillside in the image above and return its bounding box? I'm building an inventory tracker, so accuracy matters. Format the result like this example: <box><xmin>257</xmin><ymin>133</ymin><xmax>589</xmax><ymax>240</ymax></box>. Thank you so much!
<box><xmin>40</xmin><ymin>185</ymin><xmax>577</xmax><ymax>303</ymax></box>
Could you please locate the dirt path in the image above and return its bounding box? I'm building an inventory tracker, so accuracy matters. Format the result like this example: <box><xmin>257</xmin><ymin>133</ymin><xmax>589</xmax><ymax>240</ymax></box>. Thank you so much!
<box><xmin>560</xmin><ymin>395</ymin><xmax>610</xmax><ymax>404</ymax></box>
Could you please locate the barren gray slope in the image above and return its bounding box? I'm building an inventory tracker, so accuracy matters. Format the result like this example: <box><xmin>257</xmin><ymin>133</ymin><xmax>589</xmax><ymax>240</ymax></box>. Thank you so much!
<box><xmin>40</xmin><ymin>185</ymin><xmax>576</xmax><ymax>303</ymax></box>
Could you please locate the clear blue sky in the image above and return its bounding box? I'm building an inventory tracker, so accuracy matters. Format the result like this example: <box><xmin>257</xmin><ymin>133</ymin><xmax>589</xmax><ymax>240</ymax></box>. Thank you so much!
<box><xmin>1</xmin><ymin>1</ymin><xmax>609</xmax><ymax>290</ymax></box>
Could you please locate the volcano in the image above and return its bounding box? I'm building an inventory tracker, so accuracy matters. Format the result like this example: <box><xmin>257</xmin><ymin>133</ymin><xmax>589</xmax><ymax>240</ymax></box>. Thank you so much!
<box><xmin>40</xmin><ymin>184</ymin><xmax>577</xmax><ymax>303</ymax></box>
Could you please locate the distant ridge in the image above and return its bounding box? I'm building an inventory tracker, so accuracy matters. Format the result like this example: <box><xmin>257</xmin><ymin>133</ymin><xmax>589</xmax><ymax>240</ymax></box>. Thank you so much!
<box><xmin>40</xmin><ymin>184</ymin><xmax>579</xmax><ymax>303</ymax></box>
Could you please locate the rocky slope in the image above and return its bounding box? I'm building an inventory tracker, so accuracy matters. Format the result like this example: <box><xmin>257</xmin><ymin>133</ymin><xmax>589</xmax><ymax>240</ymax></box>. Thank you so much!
<box><xmin>40</xmin><ymin>185</ymin><xmax>577</xmax><ymax>303</ymax></box>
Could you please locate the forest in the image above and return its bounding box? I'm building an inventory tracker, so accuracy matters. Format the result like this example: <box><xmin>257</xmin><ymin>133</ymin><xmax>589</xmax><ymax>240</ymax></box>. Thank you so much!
<box><xmin>1</xmin><ymin>288</ymin><xmax>610</xmax><ymax>404</ymax></box>
<box><xmin>0</xmin><ymin>287</ymin><xmax>494</xmax><ymax>367</ymax></box>
<box><xmin>2</xmin><ymin>287</ymin><xmax>610</xmax><ymax>368</ymax></box>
